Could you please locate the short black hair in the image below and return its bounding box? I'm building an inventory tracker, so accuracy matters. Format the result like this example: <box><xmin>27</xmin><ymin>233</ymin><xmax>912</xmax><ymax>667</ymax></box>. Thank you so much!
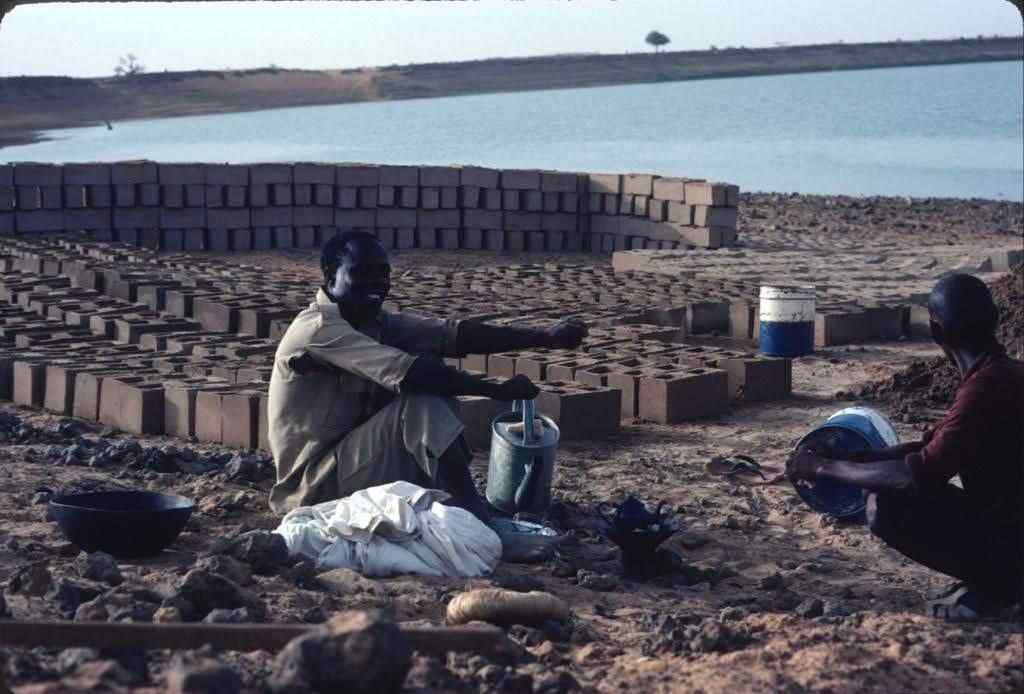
<box><xmin>320</xmin><ymin>230</ymin><xmax>382</xmax><ymax>283</ymax></box>
<box><xmin>928</xmin><ymin>273</ymin><xmax>999</xmax><ymax>348</ymax></box>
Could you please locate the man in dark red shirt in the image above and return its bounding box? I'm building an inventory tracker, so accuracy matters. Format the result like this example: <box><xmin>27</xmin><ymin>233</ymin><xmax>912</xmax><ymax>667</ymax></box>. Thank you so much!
<box><xmin>788</xmin><ymin>273</ymin><xmax>1023</xmax><ymax>620</ymax></box>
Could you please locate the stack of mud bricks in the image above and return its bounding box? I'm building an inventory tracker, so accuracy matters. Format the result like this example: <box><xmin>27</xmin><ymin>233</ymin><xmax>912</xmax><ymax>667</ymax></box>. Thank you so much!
<box><xmin>1</xmin><ymin>161</ymin><xmax>739</xmax><ymax>253</ymax></box>
<box><xmin>587</xmin><ymin>173</ymin><xmax>739</xmax><ymax>251</ymax></box>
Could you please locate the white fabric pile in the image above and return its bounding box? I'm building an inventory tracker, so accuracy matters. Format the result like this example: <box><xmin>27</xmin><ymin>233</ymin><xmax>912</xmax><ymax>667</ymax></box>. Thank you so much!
<box><xmin>274</xmin><ymin>481</ymin><xmax>502</xmax><ymax>577</ymax></box>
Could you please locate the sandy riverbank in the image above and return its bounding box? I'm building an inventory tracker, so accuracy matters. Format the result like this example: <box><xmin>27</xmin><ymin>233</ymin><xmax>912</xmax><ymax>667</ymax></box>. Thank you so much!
<box><xmin>1</xmin><ymin>36</ymin><xmax>1020</xmax><ymax>151</ymax></box>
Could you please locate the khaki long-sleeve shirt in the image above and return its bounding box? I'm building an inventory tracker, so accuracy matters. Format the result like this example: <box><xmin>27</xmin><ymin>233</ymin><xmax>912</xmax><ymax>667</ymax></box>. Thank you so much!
<box><xmin>268</xmin><ymin>288</ymin><xmax>461</xmax><ymax>503</ymax></box>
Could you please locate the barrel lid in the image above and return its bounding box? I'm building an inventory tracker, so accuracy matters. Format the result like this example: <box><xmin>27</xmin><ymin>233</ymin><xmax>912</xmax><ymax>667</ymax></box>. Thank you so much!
<box><xmin>759</xmin><ymin>285</ymin><xmax>816</xmax><ymax>301</ymax></box>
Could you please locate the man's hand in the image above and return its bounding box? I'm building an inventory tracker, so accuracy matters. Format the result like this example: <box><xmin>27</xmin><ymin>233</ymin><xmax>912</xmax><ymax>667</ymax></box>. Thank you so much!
<box><xmin>493</xmin><ymin>374</ymin><xmax>540</xmax><ymax>401</ymax></box>
<box><xmin>786</xmin><ymin>449</ymin><xmax>829</xmax><ymax>482</ymax></box>
<box><xmin>544</xmin><ymin>317</ymin><xmax>588</xmax><ymax>350</ymax></box>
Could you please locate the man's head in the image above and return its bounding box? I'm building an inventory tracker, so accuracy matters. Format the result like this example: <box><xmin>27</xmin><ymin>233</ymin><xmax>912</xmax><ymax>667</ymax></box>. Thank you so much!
<box><xmin>321</xmin><ymin>231</ymin><xmax>391</xmax><ymax>322</ymax></box>
<box><xmin>927</xmin><ymin>273</ymin><xmax>999</xmax><ymax>352</ymax></box>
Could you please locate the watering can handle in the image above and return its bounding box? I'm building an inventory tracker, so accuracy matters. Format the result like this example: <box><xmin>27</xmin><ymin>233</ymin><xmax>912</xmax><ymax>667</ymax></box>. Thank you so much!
<box><xmin>515</xmin><ymin>399</ymin><xmax>536</xmax><ymax>443</ymax></box>
<box><xmin>514</xmin><ymin>458</ymin><xmax>540</xmax><ymax>510</ymax></box>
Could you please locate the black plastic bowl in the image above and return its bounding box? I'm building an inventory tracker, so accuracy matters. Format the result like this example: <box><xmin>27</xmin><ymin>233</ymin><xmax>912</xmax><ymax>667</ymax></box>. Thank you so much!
<box><xmin>49</xmin><ymin>491</ymin><xmax>195</xmax><ymax>558</ymax></box>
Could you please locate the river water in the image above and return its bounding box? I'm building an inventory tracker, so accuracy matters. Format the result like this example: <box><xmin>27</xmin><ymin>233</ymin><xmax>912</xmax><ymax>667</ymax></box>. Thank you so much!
<box><xmin>5</xmin><ymin>61</ymin><xmax>1022</xmax><ymax>200</ymax></box>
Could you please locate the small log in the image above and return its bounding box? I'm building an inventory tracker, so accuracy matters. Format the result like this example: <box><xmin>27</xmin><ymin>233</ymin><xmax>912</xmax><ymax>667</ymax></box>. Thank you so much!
<box><xmin>0</xmin><ymin>620</ymin><xmax>507</xmax><ymax>655</ymax></box>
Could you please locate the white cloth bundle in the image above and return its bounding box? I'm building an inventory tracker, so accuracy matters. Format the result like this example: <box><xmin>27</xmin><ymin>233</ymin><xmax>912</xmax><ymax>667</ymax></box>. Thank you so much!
<box><xmin>274</xmin><ymin>481</ymin><xmax>502</xmax><ymax>577</ymax></box>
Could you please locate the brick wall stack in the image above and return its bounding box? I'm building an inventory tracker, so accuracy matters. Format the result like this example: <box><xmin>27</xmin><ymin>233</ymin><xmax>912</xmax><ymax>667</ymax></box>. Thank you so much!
<box><xmin>0</xmin><ymin>162</ymin><xmax>740</xmax><ymax>252</ymax></box>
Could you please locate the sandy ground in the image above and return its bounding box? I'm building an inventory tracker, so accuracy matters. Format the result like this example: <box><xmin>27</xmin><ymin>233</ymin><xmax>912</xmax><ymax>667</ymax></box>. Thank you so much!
<box><xmin>1</xmin><ymin>239</ymin><xmax>1021</xmax><ymax>691</ymax></box>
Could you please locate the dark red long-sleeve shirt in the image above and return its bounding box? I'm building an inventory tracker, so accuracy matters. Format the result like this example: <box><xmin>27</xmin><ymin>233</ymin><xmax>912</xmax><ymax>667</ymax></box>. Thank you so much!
<box><xmin>905</xmin><ymin>346</ymin><xmax>1024</xmax><ymax>524</ymax></box>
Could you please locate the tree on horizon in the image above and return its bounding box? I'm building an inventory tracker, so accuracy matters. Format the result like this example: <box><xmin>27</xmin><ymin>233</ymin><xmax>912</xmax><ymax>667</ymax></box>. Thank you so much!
<box><xmin>645</xmin><ymin>31</ymin><xmax>671</xmax><ymax>53</ymax></box>
<box><xmin>114</xmin><ymin>53</ymin><xmax>145</xmax><ymax>78</ymax></box>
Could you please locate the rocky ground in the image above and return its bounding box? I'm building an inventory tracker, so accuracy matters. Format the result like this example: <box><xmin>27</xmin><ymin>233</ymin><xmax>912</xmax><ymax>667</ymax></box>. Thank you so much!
<box><xmin>1</xmin><ymin>198</ymin><xmax>1022</xmax><ymax>693</ymax></box>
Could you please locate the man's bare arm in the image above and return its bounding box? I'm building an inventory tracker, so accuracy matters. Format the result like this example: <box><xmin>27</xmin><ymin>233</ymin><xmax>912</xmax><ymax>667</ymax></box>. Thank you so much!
<box><xmin>455</xmin><ymin>317</ymin><xmax>588</xmax><ymax>356</ymax></box>
<box><xmin>401</xmin><ymin>356</ymin><xmax>539</xmax><ymax>401</ymax></box>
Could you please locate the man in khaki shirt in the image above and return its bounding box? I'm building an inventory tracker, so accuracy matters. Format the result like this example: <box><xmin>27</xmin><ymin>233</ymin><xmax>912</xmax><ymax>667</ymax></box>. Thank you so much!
<box><xmin>268</xmin><ymin>231</ymin><xmax>587</xmax><ymax>520</ymax></box>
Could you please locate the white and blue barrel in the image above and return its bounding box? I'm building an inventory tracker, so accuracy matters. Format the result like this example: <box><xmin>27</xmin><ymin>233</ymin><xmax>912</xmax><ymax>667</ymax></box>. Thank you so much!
<box><xmin>758</xmin><ymin>285</ymin><xmax>816</xmax><ymax>357</ymax></box>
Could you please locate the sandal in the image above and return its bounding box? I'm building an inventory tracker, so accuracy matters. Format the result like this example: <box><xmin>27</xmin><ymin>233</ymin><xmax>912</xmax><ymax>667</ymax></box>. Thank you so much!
<box><xmin>926</xmin><ymin>585</ymin><xmax>1009</xmax><ymax>623</ymax></box>
<box><xmin>706</xmin><ymin>455</ymin><xmax>784</xmax><ymax>485</ymax></box>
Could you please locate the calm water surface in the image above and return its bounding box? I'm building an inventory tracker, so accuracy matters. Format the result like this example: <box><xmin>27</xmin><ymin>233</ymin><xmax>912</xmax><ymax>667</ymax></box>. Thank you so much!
<box><xmin>6</xmin><ymin>61</ymin><xmax>1022</xmax><ymax>200</ymax></box>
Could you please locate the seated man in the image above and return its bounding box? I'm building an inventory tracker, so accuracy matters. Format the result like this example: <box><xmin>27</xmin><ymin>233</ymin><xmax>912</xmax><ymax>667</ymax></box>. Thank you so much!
<box><xmin>787</xmin><ymin>273</ymin><xmax>1022</xmax><ymax>620</ymax></box>
<box><xmin>267</xmin><ymin>230</ymin><xmax>587</xmax><ymax>521</ymax></box>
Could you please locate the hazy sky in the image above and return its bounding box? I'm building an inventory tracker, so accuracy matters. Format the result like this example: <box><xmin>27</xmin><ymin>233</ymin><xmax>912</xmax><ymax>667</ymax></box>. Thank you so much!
<box><xmin>1</xmin><ymin>0</ymin><xmax>1020</xmax><ymax>78</ymax></box>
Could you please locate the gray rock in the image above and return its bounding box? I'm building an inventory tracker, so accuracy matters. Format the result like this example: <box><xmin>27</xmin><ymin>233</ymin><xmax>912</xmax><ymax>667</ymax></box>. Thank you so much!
<box><xmin>75</xmin><ymin>551</ymin><xmax>123</xmax><ymax>585</ymax></box>
<box><xmin>575</xmin><ymin>570</ymin><xmax>620</xmax><ymax>592</ymax></box>
<box><xmin>215</xmin><ymin>530</ymin><xmax>290</xmax><ymax>575</ymax></box>
<box><xmin>173</xmin><ymin>569</ymin><xmax>267</xmax><ymax>622</ymax></box>
<box><xmin>57</xmin><ymin>647</ymin><xmax>100</xmax><ymax>675</ymax></box>
<box><xmin>8</xmin><ymin>562</ymin><xmax>53</xmax><ymax>596</ymax></box>
<box><xmin>47</xmin><ymin>577</ymin><xmax>103</xmax><ymax>616</ymax></box>
<box><xmin>202</xmin><ymin>606</ymin><xmax>264</xmax><ymax>624</ymax></box>
<box><xmin>269</xmin><ymin>610</ymin><xmax>410</xmax><ymax>694</ymax></box>
<box><xmin>795</xmin><ymin>597</ymin><xmax>824</xmax><ymax>619</ymax></box>
<box><xmin>0</xmin><ymin>591</ymin><xmax>7</xmax><ymax>618</ymax></box>
<box><xmin>194</xmin><ymin>555</ymin><xmax>253</xmax><ymax>586</ymax></box>
<box><xmin>165</xmin><ymin>654</ymin><xmax>243</xmax><ymax>694</ymax></box>
<box><xmin>758</xmin><ymin>572</ymin><xmax>785</xmax><ymax>590</ymax></box>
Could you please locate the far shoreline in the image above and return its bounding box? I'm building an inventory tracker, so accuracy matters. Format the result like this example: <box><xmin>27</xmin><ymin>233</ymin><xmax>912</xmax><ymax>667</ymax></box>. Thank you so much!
<box><xmin>2</xmin><ymin>36</ymin><xmax>1021</xmax><ymax>152</ymax></box>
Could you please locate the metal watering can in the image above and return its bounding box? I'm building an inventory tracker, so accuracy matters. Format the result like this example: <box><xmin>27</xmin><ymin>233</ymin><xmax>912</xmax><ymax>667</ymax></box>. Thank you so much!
<box><xmin>485</xmin><ymin>399</ymin><xmax>559</xmax><ymax>515</ymax></box>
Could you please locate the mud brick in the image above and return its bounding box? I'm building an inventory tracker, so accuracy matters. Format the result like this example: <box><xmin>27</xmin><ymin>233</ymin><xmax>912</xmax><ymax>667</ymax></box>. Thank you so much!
<box><xmin>439</xmin><ymin>187</ymin><xmax>459</xmax><ymax>209</ymax></box>
<box><xmin>226</xmin><ymin>228</ymin><xmax>251</xmax><ymax>251</ymax></box>
<box><xmin>17</xmin><ymin>210</ymin><xmax>64</xmax><ymax>233</ymax></box>
<box><xmin>204</xmin><ymin>229</ymin><xmax>227</xmax><ymax>252</ymax></box>
<box><xmin>502</xmin><ymin>190</ymin><xmax>520</xmax><ymax>211</ymax></box>
<box><xmin>337</xmin><ymin>165</ymin><xmax>380</xmax><ymax>187</ymax></box>
<box><xmin>44</xmin><ymin>362</ymin><xmax>91</xmax><ymax>415</ymax></box>
<box><xmin>677</xmin><ymin>226</ymin><xmax>726</xmax><ymax>249</ymax></box>
<box><xmin>600</xmin><ymin>194</ymin><xmax>619</xmax><ymax>216</ymax></box>
<box><xmin>686</xmin><ymin>301</ymin><xmax>729</xmax><ymax>334</ymax></box>
<box><xmin>632</xmin><ymin>196</ymin><xmax>650</xmax><ymax>217</ymax></box>
<box><xmin>14</xmin><ymin>186</ymin><xmax>40</xmax><ymax>210</ymax></box>
<box><xmin>396</xmin><ymin>228</ymin><xmax>415</xmax><ymax>249</ymax></box>
<box><xmin>540</xmin><ymin>172</ymin><xmax>578</xmax><ymax>193</ymax></box>
<box><xmin>865</xmin><ymin>305</ymin><xmax>905</xmax><ymax>340</ymax></box>
<box><xmin>616</xmin><ymin>194</ymin><xmax>634</xmax><ymax>216</ymax></box>
<box><xmin>334</xmin><ymin>209</ymin><xmax>376</xmax><ymax>228</ymax></box>
<box><xmin>505</xmin><ymin>230</ymin><xmax>525</xmax><ymax>252</ymax></box>
<box><xmin>310</xmin><ymin>184</ymin><xmax>335</xmax><ymax>206</ymax></box>
<box><xmin>159</xmin><ymin>207</ymin><xmax>205</xmax><ymax>228</ymax></box>
<box><xmin>460</xmin><ymin>166</ymin><xmax>499</xmax><ymax>188</ymax></box>
<box><xmin>500</xmin><ymin>169</ymin><xmax>541</xmax><ymax>190</ymax></box>
<box><xmin>62</xmin><ymin>184</ymin><xmax>87</xmax><ymax>208</ymax></box>
<box><xmin>292</xmin><ymin>184</ymin><xmax>313</xmax><ymax>206</ymax></box>
<box><xmin>393</xmin><ymin>186</ymin><xmax>415</xmax><ymax>208</ymax></box>
<box><xmin>622</xmin><ymin>174</ymin><xmax>654</xmax><ymax>196</ymax></box>
<box><xmin>564</xmin><ymin>230</ymin><xmax>583</xmax><ymax>251</ymax></box>
<box><xmin>505</xmin><ymin>212</ymin><xmax>540</xmax><ymax>232</ymax></box>
<box><xmin>604</xmin><ymin>366</ymin><xmax>650</xmax><ymax>418</ymax></box>
<box><xmin>12</xmin><ymin>360</ymin><xmax>47</xmax><ymax>407</ymax></box>
<box><xmin>247</xmin><ymin>206</ymin><xmax>290</xmax><ymax>228</ymax></box>
<box><xmin>522</xmin><ymin>190</ymin><xmax>544</xmax><ymax>212</ymax></box>
<box><xmin>249</xmin><ymin>185</ymin><xmax>270</xmax><ymax>207</ymax></box>
<box><xmin>814</xmin><ymin>310</ymin><xmax>870</xmax><ymax>347</ymax></box>
<box><xmin>459</xmin><ymin>228</ymin><xmax>482</xmax><ymax>250</ymax></box>
<box><xmin>652</xmin><ymin>177</ymin><xmax>687</xmax><ymax>201</ymax></box>
<box><xmin>547</xmin><ymin>357</ymin><xmax>604</xmax><ymax>382</ymax></box>
<box><xmin>72</xmin><ymin>370</ymin><xmax>114</xmax><ymax>421</ymax></box>
<box><xmin>639</xmin><ymin>366</ymin><xmax>729</xmax><ymax>423</ymax></box>
<box><xmin>184</xmin><ymin>184</ymin><xmax>206</xmax><ymax>207</ymax></box>
<box><xmin>136</xmin><ymin>283</ymin><xmax>181</xmax><ymax>311</ymax></box>
<box><xmin>40</xmin><ymin>186</ymin><xmax>62</xmax><ymax>209</ymax></box>
<box><xmin>693</xmin><ymin>206</ymin><xmax>738</xmax><ymax>228</ymax></box>
<box><xmin>420</xmin><ymin>187</ymin><xmax>440</xmax><ymax>210</ymax></box>
<box><xmin>907</xmin><ymin>304</ymin><xmax>931</xmax><ymax>339</ymax></box>
<box><xmin>482</xmin><ymin>229</ymin><xmax>503</xmax><ymax>251</ymax></box>
<box><xmin>294</xmin><ymin>226</ymin><xmax>316</xmax><ymax>248</ymax></box>
<box><xmin>460</xmin><ymin>185</ymin><xmax>481</xmax><ymax>209</ymax></box>
<box><xmin>441</xmin><ymin>228</ymin><xmax>461</xmax><ymax>250</ymax></box>
<box><xmin>195</xmin><ymin>389</ymin><xmax>227</xmax><ymax>443</ymax></box>
<box><xmin>117</xmin><ymin>381</ymin><xmax>165</xmax><ymax>434</ymax></box>
<box><xmin>482</xmin><ymin>189</ymin><xmax>503</xmax><ymax>211</ymax></box>
<box><xmin>416</xmin><ymin>228</ymin><xmax>438</xmax><ymax>249</ymax></box>
<box><xmin>195</xmin><ymin>299</ymin><xmax>246</xmax><ymax>333</ymax></box>
<box><xmin>180</xmin><ymin>228</ymin><xmax>204</xmax><ymax>250</ymax></box>
<box><xmin>258</xmin><ymin>393</ymin><xmax>270</xmax><ymax>451</ymax></box>
<box><xmin>116</xmin><ymin>228</ymin><xmax>140</xmax><ymax>245</ymax></box>
<box><xmin>485</xmin><ymin>352</ymin><xmax>520</xmax><ymax>379</ymax></box>
<box><xmin>647</xmin><ymin>199</ymin><xmax>668</xmax><ymax>222</ymax></box>
<box><xmin>547</xmin><ymin>230</ymin><xmax>566</xmax><ymax>251</ymax></box>
<box><xmin>462</xmin><ymin>353</ymin><xmax>488</xmax><ymax>373</ymax></box>
<box><xmin>559</xmin><ymin>192</ymin><xmax>578</xmax><ymax>213</ymax></box>
<box><xmin>418</xmin><ymin>209</ymin><xmax>461</xmax><ymax>229</ymax></box>
<box><xmin>729</xmin><ymin>301</ymin><xmax>759</xmax><ymax>340</ymax></box>
<box><xmin>0</xmin><ymin>187</ymin><xmax>15</xmax><ymax>212</ymax></box>
<box><xmin>542</xmin><ymin>192</ymin><xmax>560</xmax><ymax>213</ymax></box>
<box><xmin>336</xmin><ymin>187</ymin><xmax>358</xmax><ymax>208</ymax></box>
<box><xmin>161</xmin><ymin>229</ymin><xmax>184</xmax><ymax>251</ymax></box>
<box><xmin>541</xmin><ymin>213</ymin><xmax>576</xmax><ymax>233</ymax></box>
<box><xmin>115</xmin><ymin>184</ymin><xmax>138</xmax><ymax>207</ymax></box>
<box><xmin>588</xmin><ymin>173</ymin><xmax>621</xmax><ymax>194</ymax></box>
<box><xmin>164</xmin><ymin>380</ymin><xmax>198</xmax><ymax>437</ymax></box>
<box><xmin>379</xmin><ymin>165</ymin><xmax>418</xmax><ymax>187</ymax></box>
<box><xmin>510</xmin><ymin>350</ymin><xmax>554</xmax><ymax>381</ymax></box>
<box><xmin>666</xmin><ymin>202</ymin><xmax>694</xmax><ymax>225</ymax></box>
<box><xmin>0</xmin><ymin>164</ymin><xmax>10</xmax><ymax>186</ymax></box>
<box><xmin>205</xmin><ymin>185</ymin><xmax>224</xmax><ymax>208</ymax></box>
<box><xmin>207</xmin><ymin>208</ymin><xmax>250</xmax><ymax>229</ymax></box>
<box><xmin>222</xmin><ymin>185</ymin><xmax>246</xmax><ymax>207</ymax></box>
<box><xmin>462</xmin><ymin>209</ymin><xmax>501</xmax><ymax>229</ymax></box>
<box><xmin>716</xmin><ymin>353</ymin><xmax>791</xmax><ymax>401</ymax></box>
<box><xmin>455</xmin><ymin>395</ymin><xmax>508</xmax><ymax>450</ymax></box>
<box><xmin>524</xmin><ymin>231</ymin><xmax>544</xmax><ymax>252</ymax></box>
<box><xmin>62</xmin><ymin>209</ymin><xmax>111</xmax><ymax>233</ymax></box>
<box><xmin>351</xmin><ymin>186</ymin><xmax>376</xmax><ymax>209</ymax></box>
<box><xmin>378</xmin><ymin>208</ymin><xmax>417</xmax><ymax>228</ymax></box>
<box><xmin>219</xmin><ymin>390</ymin><xmax>261</xmax><ymax>449</ymax></box>
<box><xmin>416</xmin><ymin>166</ymin><xmax>457</xmax><ymax>187</ymax></box>
<box><xmin>682</xmin><ymin>181</ymin><xmax>724</xmax><ymax>206</ymax></box>
<box><xmin>589</xmin><ymin>216</ymin><xmax>621</xmax><ymax>238</ymax></box>
<box><xmin>375</xmin><ymin>228</ymin><xmax>396</xmax><ymax>249</ymax></box>
<box><xmin>536</xmin><ymin>382</ymin><xmax>621</xmax><ymax>440</ymax></box>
